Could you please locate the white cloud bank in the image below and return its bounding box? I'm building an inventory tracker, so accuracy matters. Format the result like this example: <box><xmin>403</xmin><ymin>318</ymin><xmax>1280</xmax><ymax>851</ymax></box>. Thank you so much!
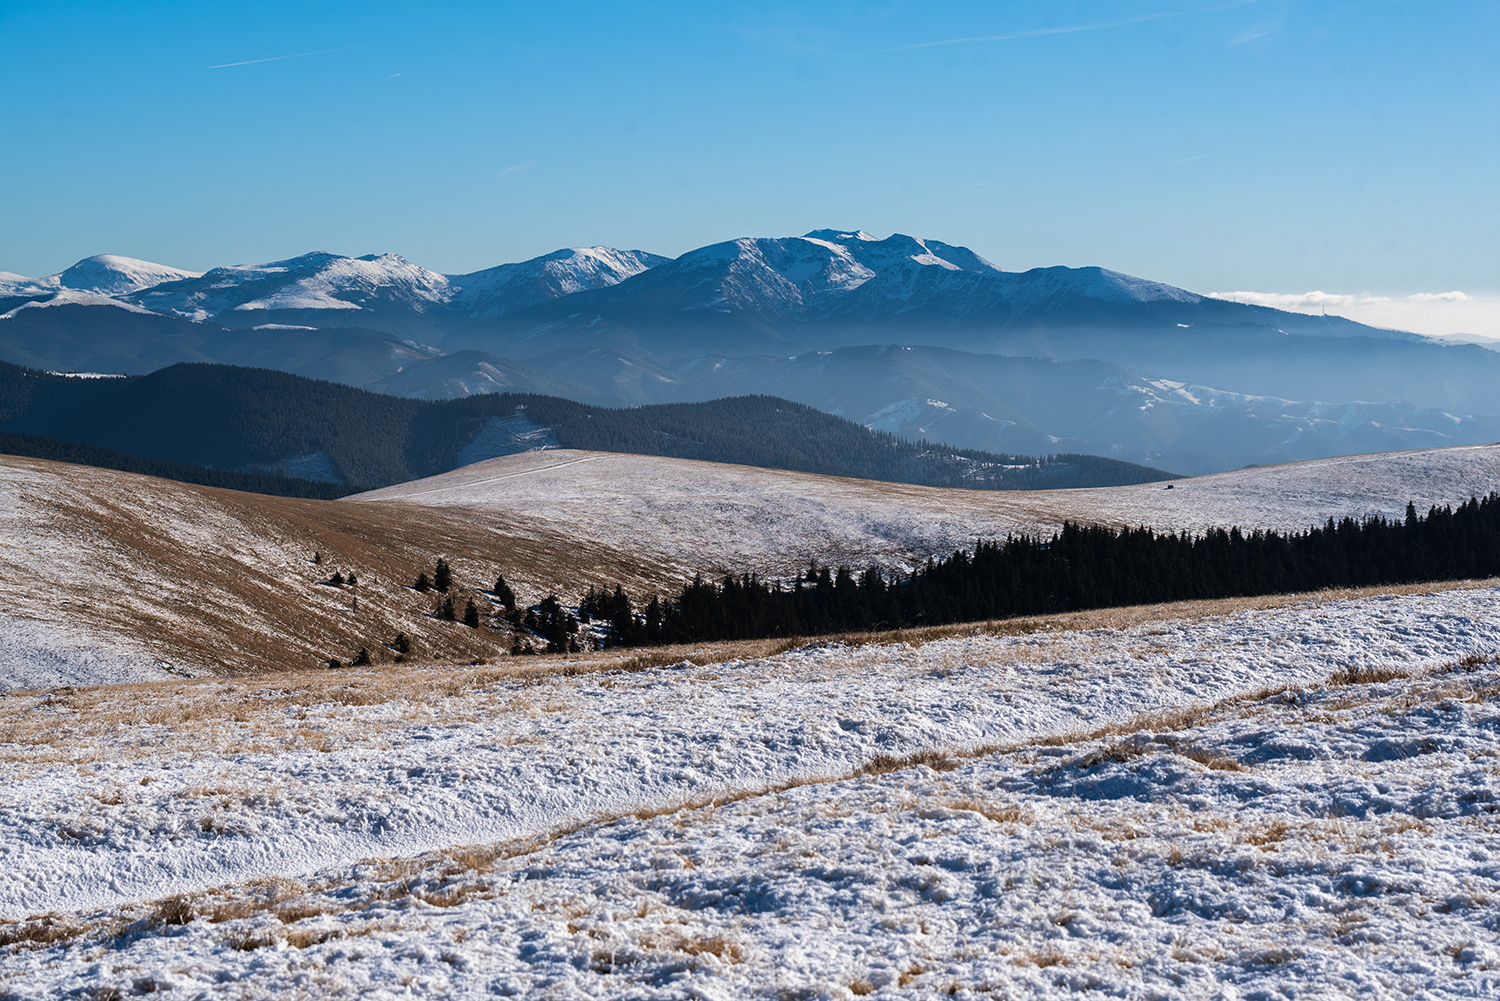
<box><xmin>1208</xmin><ymin>289</ymin><xmax>1500</xmax><ymax>345</ymax></box>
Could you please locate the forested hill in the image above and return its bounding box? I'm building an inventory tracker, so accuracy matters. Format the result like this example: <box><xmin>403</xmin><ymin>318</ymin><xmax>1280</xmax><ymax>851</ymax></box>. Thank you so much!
<box><xmin>0</xmin><ymin>361</ymin><xmax>1176</xmax><ymax>493</ymax></box>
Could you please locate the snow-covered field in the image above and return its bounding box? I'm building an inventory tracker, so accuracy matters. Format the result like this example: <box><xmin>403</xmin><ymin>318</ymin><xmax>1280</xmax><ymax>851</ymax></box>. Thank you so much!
<box><xmin>3</xmin><ymin>583</ymin><xmax>1498</xmax><ymax>998</ymax></box>
<box><xmin>354</xmin><ymin>443</ymin><xmax>1500</xmax><ymax>580</ymax></box>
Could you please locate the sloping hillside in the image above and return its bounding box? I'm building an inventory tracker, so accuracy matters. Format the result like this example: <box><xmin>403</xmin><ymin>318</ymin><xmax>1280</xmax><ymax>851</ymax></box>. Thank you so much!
<box><xmin>0</xmin><ymin>455</ymin><xmax>672</xmax><ymax>687</ymax></box>
<box><xmin>5</xmin><ymin>442</ymin><xmax>1497</xmax><ymax>688</ymax></box>
<box><xmin>354</xmin><ymin>443</ymin><xmax>1500</xmax><ymax>581</ymax></box>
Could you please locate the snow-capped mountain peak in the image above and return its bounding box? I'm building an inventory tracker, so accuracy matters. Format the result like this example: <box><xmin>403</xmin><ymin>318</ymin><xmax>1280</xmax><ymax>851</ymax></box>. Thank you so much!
<box><xmin>803</xmin><ymin>230</ymin><xmax>1001</xmax><ymax>275</ymax></box>
<box><xmin>0</xmin><ymin>255</ymin><xmax>202</xmax><ymax>298</ymax></box>
<box><xmin>451</xmin><ymin>247</ymin><xmax>668</xmax><ymax>319</ymax></box>
<box><xmin>57</xmin><ymin>255</ymin><xmax>204</xmax><ymax>296</ymax></box>
<box><xmin>128</xmin><ymin>251</ymin><xmax>457</xmax><ymax>322</ymax></box>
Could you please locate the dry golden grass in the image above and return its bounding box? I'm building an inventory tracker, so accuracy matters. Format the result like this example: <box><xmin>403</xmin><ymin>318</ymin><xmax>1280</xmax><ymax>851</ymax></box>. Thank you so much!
<box><xmin>5</xmin><ymin>452</ymin><xmax>1496</xmax><ymax>685</ymax></box>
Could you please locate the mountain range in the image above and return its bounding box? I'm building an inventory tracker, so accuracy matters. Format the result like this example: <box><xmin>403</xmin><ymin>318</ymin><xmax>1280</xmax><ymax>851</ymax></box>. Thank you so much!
<box><xmin>3</xmin><ymin>231</ymin><xmax>1496</xmax><ymax>475</ymax></box>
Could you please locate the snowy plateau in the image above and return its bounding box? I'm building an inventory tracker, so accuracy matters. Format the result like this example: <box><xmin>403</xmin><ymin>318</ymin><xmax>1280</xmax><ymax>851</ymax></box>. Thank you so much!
<box><xmin>1</xmin><ymin>444</ymin><xmax>1500</xmax><ymax>998</ymax></box>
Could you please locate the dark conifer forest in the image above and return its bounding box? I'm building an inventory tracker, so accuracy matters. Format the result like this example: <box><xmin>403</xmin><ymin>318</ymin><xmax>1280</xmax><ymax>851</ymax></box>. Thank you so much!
<box><xmin>575</xmin><ymin>495</ymin><xmax>1500</xmax><ymax>648</ymax></box>
<box><xmin>0</xmin><ymin>360</ymin><xmax>1173</xmax><ymax>493</ymax></box>
<box><xmin>0</xmin><ymin>430</ymin><xmax>351</xmax><ymax>498</ymax></box>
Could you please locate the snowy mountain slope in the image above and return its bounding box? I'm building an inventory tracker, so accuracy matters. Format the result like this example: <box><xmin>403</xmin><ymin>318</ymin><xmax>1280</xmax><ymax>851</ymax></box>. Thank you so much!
<box><xmin>443</xmin><ymin>230</ymin><xmax>1017</xmax><ymax>357</ymax></box>
<box><xmin>2</xmin><ymin>586</ymin><xmax>1498</xmax><ymax>1000</ymax></box>
<box><xmin>102</xmin><ymin>246</ymin><xmax>669</xmax><ymax>341</ymax></box>
<box><xmin>353</xmin><ymin>442</ymin><xmax>1500</xmax><ymax>581</ymax></box>
<box><xmin>364</xmin><ymin>349</ymin><xmax>600</xmax><ymax>400</ymax></box>
<box><xmin>448</xmin><ymin>246</ymin><xmax>667</xmax><ymax>320</ymax></box>
<box><xmin>125</xmin><ymin>252</ymin><xmax>456</xmax><ymax>338</ymax></box>
<box><xmin>0</xmin><ymin>272</ymin><xmax>41</xmax><ymax>296</ymax></box>
<box><xmin>55</xmin><ymin>254</ymin><xmax>203</xmax><ymax>295</ymax></box>
<box><xmin>0</xmin><ymin>255</ymin><xmax>200</xmax><ymax>298</ymax></box>
<box><xmin>0</xmin><ymin>289</ymin><xmax>157</xmax><ymax>318</ymax></box>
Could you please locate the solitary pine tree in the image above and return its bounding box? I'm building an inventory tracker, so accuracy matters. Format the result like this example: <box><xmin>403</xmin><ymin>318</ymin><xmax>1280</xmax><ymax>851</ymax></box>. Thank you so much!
<box><xmin>493</xmin><ymin>573</ymin><xmax>516</xmax><ymax>611</ymax></box>
<box><xmin>435</xmin><ymin>558</ymin><xmax>453</xmax><ymax>593</ymax></box>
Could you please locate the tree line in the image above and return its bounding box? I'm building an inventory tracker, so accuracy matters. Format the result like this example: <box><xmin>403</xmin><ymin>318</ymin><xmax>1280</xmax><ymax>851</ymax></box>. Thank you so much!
<box><xmin>581</xmin><ymin>495</ymin><xmax>1500</xmax><ymax>647</ymax></box>
<box><xmin>329</xmin><ymin>494</ymin><xmax>1500</xmax><ymax>667</ymax></box>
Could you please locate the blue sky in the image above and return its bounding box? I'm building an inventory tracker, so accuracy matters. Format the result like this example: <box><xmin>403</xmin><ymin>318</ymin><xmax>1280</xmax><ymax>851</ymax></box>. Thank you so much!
<box><xmin>1</xmin><ymin>1</ymin><xmax>1495</xmax><ymax>320</ymax></box>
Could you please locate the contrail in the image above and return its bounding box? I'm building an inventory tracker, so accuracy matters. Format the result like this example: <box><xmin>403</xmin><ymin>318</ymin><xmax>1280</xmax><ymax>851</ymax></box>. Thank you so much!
<box><xmin>866</xmin><ymin>0</ymin><xmax>1268</xmax><ymax>55</ymax></box>
<box><xmin>868</xmin><ymin>14</ymin><xmax>1173</xmax><ymax>53</ymax></box>
<box><xmin>209</xmin><ymin>44</ymin><xmax>371</xmax><ymax>69</ymax></box>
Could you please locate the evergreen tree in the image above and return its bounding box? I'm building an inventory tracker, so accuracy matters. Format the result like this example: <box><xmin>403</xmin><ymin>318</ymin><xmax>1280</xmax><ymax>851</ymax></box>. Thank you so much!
<box><xmin>434</xmin><ymin>558</ymin><xmax>452</xmax><ymax>593</ymax></box>
<box><xmin>352</xmin><ymin>647</ymin><xmax>371</xmax><ymax>666</ymax></box>
<box><xmin>440</xmin><ymin>596</ymin><xmax>456</xmax><ymax>621</ymax></box>
<box><xmin>414</xmin><ymin>572</ymin><xmax>432</xmax><ymax>593</ymax></box>
<box><xmin>493</xmin><ymin>573</ymin><xmax>516</xmax><ymax>611</ymax></box>
<box><xmin>463</xmin><ymin>598</ymin><xmax>481</xmax><ymax>628</ymax></box>
<box><xmin>327</xmin><ymin>571</ymin><xmax>345</xmax><ymax>586</ymax></box>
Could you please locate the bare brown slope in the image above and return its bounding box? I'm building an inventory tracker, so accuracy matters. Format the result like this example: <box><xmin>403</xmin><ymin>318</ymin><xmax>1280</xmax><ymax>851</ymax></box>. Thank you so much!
<box><xmin>0</xmin><ymin>454</ymin><xmax>673</xmax><ymax>678</ymax></box>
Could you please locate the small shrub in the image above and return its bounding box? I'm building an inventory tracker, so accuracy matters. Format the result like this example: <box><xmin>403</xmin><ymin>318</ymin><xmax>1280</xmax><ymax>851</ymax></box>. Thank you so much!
<box><xmin>156</xmin><ymin>896</ymin><xmax>196</xmax><ymax>926</ymax></box>
<box><xmin>392</xmin><ymin>632</ymin><xmax>412</xmax><ymax>656</ymax></box>
<box><xmin>352</xmin><ymin>648</ymin><xmax>371</xmax><ymax>667</ymax></box>
<box><xmin>326</xmin><ymin>571</ymin><xmax>345</xmax><ymax>587</ymax></box>
<box><xmin>327</xmin><ymin>658</ymin><xmax>344</xmax><ymax>670</ymax></box>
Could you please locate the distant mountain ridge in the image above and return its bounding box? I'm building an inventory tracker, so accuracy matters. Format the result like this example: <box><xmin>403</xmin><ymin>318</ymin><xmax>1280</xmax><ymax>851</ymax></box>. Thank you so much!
<box><xmin>3</xmin><ymin>231</ymin><xmax>1495</xmax><ymax>475</ymax></box>
<box><xmin>0</xmin><ymin>360</ymin><xmax>1174</xmax><ymax>493</ymax></box>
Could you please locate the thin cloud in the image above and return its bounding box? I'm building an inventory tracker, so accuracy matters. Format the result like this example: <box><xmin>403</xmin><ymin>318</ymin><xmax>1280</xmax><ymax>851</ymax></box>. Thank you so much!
<box><xmin>1168</xmin><ymin>153</ymin><xmax>1215</xmax><ymax>165</ymax></box>
<box><xmin>498</xmin><ymin>160</ymin><xmax>536</xmax><ymax>179</ymax></box>
<box><xmin>868</xmin><ymin>14</ymin><xmax>1170</xmax><ymax>53</ymax></box>
<box><xmin>1229</xmin><ymin>27</ymin><xmax>1275</xmax><ymax>44</ymax></box>
<box><xmin>209</xmin><ymin>44</ymin><xmax>371</xmax><ymax>70</ymax></box>
<box><xmin>1410</xmin><ymin>291</ymin><xmax>1469</xmax><ymax>302</ymax></box>
<box><xmin>867</xmin><ymin>0</ymin><xmax>1268</xmax><ymax>55</ymax></box>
